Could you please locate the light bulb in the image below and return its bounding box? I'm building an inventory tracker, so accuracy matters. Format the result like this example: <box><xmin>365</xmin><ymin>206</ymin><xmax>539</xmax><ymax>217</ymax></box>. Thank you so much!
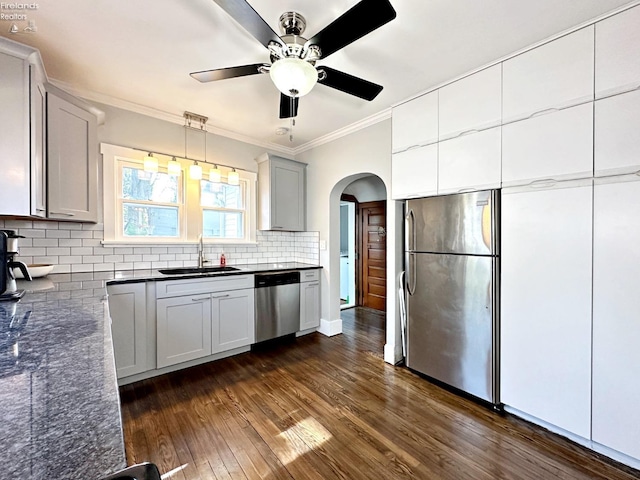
<box><xmin>167</xmin><ymin>157</ymin><xmax>181</xmax><ymax>176</ymax></box>
<box><xmin>190</xmin><ymin>162</ymin><xmax>202</xmax><ymax>180</ymax></box>
<box><xmin>143</xmin><ymin>153</ymin><xmax>158</xmax><ymax>172</ymax></box>
<box><xmin>228</xmin><ymin>169</ymin><xmax>240</xmax><ymax>186</ymax></box>
<box><xmin>269</xmin><ymin>58</ymin><xmax>318</xmax><ymax>97</ymax></box>
<box><xmin>209</xmin><ymin>165</ymin><xmax>222</xmax><ymax>183</ymax></box>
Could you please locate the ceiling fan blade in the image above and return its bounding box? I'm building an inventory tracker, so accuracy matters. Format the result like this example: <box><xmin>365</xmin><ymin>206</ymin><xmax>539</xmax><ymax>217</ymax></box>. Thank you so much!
<box><xmin>318</xmin><ymin>66</ymin><xmax>383</xmax><ymax>101</ymax></box>
<box><xmin>279</xmin><ymin>94</ymin><xmax>299</xmax><ymax>119</ymax></box>
<box><xmin>190</xmin><ymin>64</ymin><xmax>265</xmax><ymax>82</ymax></box>
<box><xmin>212</xmin><ymin>0</ymin><xmax>284</xmax><ymax>49</ymax></box>
<box><xmin>305</xmin><ymin>0</ymin><xmax>396</xmax><ymax>59</ymax></box>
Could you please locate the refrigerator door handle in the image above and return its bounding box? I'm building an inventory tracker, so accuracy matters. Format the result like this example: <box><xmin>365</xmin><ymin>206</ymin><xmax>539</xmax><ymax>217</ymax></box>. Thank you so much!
<box><xmin>405</xmin><ymin>208</ymin><xmax>416</xmax><ymax>252</ymax></box>
<box><xmin>407</xmin><ymin>252</ymin><xmax>417</xmax><ymax>296</ymax></box>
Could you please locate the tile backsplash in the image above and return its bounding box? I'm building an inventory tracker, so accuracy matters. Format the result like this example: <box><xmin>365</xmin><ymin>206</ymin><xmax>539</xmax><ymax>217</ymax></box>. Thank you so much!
<box><xmin>0</xmin><ymin>219</ymin><xmax>320</xmax><ymax>273</ymax></box>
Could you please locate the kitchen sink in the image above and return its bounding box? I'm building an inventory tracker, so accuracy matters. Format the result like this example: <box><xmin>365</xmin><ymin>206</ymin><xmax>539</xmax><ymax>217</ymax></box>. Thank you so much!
<box><xmin>158</xmin><ymin>266</ymin><xmax>241</xmax><ymax>275</ymax></box>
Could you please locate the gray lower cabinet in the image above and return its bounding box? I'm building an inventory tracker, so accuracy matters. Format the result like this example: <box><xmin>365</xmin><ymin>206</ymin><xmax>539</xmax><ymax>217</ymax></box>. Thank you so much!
<box><xmin>300</xmin><ymin>269</ymin><xmax>321</xmax><ymax>331</ymax></box>
<box><xmin>212</xmin><ymin>288</ymin><xmax>255</xmax><ymax>353</ymax></box>
<box><xmin>157</xmin><ymin>294</ymin><xmax>213</xmax><ymax>368</ymax></box>
<box><xmin>107</xmin><ymin>283</ymin><xmax>149</xmax><ymax>378</ymax></box>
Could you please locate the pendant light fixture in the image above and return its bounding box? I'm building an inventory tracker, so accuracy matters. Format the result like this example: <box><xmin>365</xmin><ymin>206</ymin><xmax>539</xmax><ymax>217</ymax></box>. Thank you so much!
<box><xmin>190</xmin><ymin>161</ymin><xmax>203</xmax><ymax>180</ymax></box>
<box><xmin>167</xmin><ymin>156</ymin><xmax>181</xmax><ymax>176</ymax></box>
<box><xmin>184</xmin><ymin>111</ymin><xmax>209</xmax><ymax>181</ymax></box>
<box><xmin>143</xmin><ymin>152</ymin><xmax>158</xmax><ymax>172</ymax></box>
<box><xmin>228</xmin><ymin>168</ymin><xmax>240</xmax><ymax>186</ymax></box>
<box><xmin>209</xmin><ymin>164</ymin><xmax>222</xmax><ymax>183</ymax></box>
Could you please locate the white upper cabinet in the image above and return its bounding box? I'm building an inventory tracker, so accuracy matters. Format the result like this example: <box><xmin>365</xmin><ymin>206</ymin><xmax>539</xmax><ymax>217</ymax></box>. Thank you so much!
<box><xmin>595</xmin><ymin>5</ymin><xmax>640</xmax><ymax>99</ymax></box>
<box><xmin>438</xmin><ymin>127</ymin><xmax>501</xmax><ymax>194</ymax></box>
<box><xmin>391</xmin><ymin>144</ymin><xmax>438</xmax><ymax>199</ymax></box>
<box><xmin>438</xmin><ymin>65</ymin><xmax>502</xmax><ymax>141</ymax></box>
<box><xmin>595</xmin><ymin>87</ymin><xmax>640</xmax><ymax>177</ymax></box>
<box><xmin>392</xmin><ymin>91</ymin><xmax>438</xmax><ymax>153</ymax></box>
<box><xmin>502</xmin><ymin>102</ymin><xmax>593</xmax><ymax>186</ymax></box>
<box><xmin>503</xmin><ymin>26</ymin><xmax>594</xmax><ymax>123</ymax></box>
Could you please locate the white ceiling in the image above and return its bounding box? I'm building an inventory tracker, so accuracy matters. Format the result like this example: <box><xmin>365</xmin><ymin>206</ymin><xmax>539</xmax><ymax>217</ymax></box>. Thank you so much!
<box><xmin>1</xmin><ymin>0</ymin><xmax>636</xmax><ymax>153</ymax></box>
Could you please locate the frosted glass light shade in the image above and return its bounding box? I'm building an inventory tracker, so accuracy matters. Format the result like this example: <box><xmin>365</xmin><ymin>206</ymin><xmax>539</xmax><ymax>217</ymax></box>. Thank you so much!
<box><xmin>269</xmin><ymin>58</ymin><xmax>318</xmax><ymax>97</ymax></box>
<box><xmin>167</xmin><ymin>157</ymin><xmax>181</xmax><ymax>176</ymax></box>
<box><xmin>143</xmin><ymin>153</ymin><xmax>158</xmax><ymax>172</ymax></box>
<box><xmin>189</xmin><ymin>163</ymin><xmax>203</xmax><ymax>180</ymax></box>
<box><xmin>209</xmin><ymin>165</ymin><xmax>222</xmax><ymax>183</ymax></box>
<box><xmin>228</xmin><ymin>169</ymin><xmax>240</xmax><ymax>186</ymax></box>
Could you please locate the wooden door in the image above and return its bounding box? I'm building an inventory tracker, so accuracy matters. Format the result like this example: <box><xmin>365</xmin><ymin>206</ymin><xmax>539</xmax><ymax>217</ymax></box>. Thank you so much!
<box><xmin>359</xmin><ymin>201</ymin><xmax>386</xmax><ymax>311</ymax></box>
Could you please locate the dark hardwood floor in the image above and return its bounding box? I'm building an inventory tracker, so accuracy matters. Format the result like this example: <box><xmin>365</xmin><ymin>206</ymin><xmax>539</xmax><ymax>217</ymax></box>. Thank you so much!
<box><xmin>120</xmin><ymin>307</ymin><xmax>639</xmax><ymax>479</ymax></box>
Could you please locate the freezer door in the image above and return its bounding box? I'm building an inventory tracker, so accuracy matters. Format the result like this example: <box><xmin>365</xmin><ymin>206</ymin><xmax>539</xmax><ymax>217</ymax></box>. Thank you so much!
<box><xmin>406</xmin><ymin>190</ymin><xmax>498</xmax><ymax>255</ymax></box>
<box><xmin>406</xmin><ymin>252</ymin><xmax>498</xmax><ymax>404</ymax></box>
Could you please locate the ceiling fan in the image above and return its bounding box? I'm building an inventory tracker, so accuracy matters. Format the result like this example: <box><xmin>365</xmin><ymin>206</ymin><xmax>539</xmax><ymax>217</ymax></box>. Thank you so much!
<box><xmin>190</xmin><ymin>0</ymin><xmax>397</xmax><ymax>119</ymax></box>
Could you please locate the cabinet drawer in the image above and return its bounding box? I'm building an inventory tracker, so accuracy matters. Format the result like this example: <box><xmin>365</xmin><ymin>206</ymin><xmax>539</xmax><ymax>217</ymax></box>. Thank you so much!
<box><xmin>300</xmin><ymin>269</ymin><xmax>320</xmax><ymax>283</ymax></box>
<box><xmin>156</xmin><ymin>274</ymin><xmax>254</xmax><ymax>298</ymax></box>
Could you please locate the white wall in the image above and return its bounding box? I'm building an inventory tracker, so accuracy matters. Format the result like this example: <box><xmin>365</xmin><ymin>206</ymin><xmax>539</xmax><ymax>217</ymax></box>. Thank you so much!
<box><xmin>297</xmin><ymin>119</ymin><xmax>404</xmax><ymax>364</ymax></box>
<box><xmin>343</xmin><ymin>175</ymin><xmax>387</xmax><ymax>202</ymax></box>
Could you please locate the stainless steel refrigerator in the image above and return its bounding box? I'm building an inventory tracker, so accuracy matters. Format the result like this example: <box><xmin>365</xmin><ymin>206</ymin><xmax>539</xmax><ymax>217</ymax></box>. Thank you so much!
<box><xmin>404</xmin><ymin>190</ymin><xmax>499</xmax><ymax>406</ymax></box>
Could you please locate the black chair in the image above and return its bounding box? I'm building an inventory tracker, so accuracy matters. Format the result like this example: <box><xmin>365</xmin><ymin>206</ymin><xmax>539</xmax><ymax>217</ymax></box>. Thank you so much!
<box><xmin>99</xmin><ymin>462</ymin><xmax>161</xmax><ymax>480</ymax></box>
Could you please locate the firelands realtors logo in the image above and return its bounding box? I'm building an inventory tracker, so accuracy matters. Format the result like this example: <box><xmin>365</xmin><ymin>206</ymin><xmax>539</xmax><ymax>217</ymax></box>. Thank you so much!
<box><xmin>1</xmin><ymin>3</ymin><xmax>39</xmax><ymax>34</ymax></box>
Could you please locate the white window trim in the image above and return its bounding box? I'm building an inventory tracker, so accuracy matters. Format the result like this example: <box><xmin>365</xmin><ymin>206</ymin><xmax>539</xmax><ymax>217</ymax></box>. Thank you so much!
<box><xmin>101</xmin><ymin>143</ymin><xmax>257</xmax><ymax>245</ymax></box>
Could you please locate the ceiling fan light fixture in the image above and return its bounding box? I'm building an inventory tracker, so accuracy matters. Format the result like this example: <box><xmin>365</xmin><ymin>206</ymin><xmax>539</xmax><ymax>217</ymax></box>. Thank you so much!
<box><xmin>269</xmin><ymin>57</ymin><xmax>318</xmax><ymax>97</ymax></box>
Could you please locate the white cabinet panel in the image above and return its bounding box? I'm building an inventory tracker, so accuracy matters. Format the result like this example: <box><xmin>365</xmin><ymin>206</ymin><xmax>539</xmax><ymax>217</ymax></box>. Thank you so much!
<box><xmin>391</xmin><ymin>144</ymin><xmax>438</xmax><ymax>199</ymax></box>
<box><xmin>300</xmin><ymin>280</ymin><xmax>321</xmax><ymax>331</ymax></box>
<box><xmin>501</xmin><ymin>180</ymin><xmax>592</xmax><ymax>438</ymax></box>
<box><xmin>503</xmin><ymin>27</ymin><xmax>594</xmax><ymax>123</ymax></box>
<box><xmin>595</xmin><ymin>5</ymin><xmax>640</xmax><ymax>99</ymax></box>
<box><xmin>157</xmin><ymin>295</ymin><xmax>212</xmax><ymax>368</ymax></box>
<box><xmin>502</xmin><ymin>103</ymin><xmax>593</xmax><ymax>186</ymax></box>
<box><xmin>439</xmin><ymin>65</ymin><xmax>501</xmax><ymax>141</ymax></box>
<box><xmin>438</xmin><ymin>127</ymin><xmax>501</xmax><ymax>194</ymax></box>
<box><xmin>107</xmin><ymin>283</ymin><xmax>148</xmax><ymax>378</ymax></box>
<box><xmin>212</xmin><ymin>288</ymin><xmax>255</xmax><ymax>353</ymax></box>
<box><xmin>392</xmin><ymin>91</ymin><xmax>438</xmax><ymax>153</ymax></box>
<box><xmin>595</xmin><ymin>89</ymin><xmax>640</xmax><ymax>176</ymax></box>
<box><xmin>593</xmin><ymin>177</ymin><xmax>640</xmax><ymax>460</ymax></box>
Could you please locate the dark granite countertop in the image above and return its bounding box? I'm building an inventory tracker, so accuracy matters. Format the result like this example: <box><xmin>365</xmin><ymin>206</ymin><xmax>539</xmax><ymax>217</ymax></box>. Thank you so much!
<box><xmin>0</xmin><ymin>262</ymin><xmax>321</xmax><ymax>479</ymax></box>
<box><xmin>0</xmin><ymin>272</ymin><xmax>126</xmax><ymax>480</ymax></box>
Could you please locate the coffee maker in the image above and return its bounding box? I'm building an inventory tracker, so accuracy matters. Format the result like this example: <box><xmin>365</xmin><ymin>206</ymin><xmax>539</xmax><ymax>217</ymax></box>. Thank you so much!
<box><xmin>0</xmin><ymin>230</ymin><xmax>32</xmax><ymax>301</ymax></box>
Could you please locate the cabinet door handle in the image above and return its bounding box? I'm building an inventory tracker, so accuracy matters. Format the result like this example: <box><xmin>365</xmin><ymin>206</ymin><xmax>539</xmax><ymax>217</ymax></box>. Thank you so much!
<box><xmin>50</xmin><ymin>211</ymin><xmax>75</xmax><ymax>216</ymax></box>
<box><xmin>191</xmin><ymin>296</ymin><xmax>210</xmax><ymax>302</ymax></box>
<box><xmin>307</xmin><ymin>283</ymin><xmax>319</xmax><ymax>287</ymax></box>
<box><xmin>455</xmin><ymin>129</ymin><xmax>479</xmax><ymax>138</ymax></box>
<box><xmin>529</xmin><ymin>179</ymin><xmax>557</xmax><ymax>188</ymax></box>
<box><xmin>211</xmin><ymin>294</ymin><xmax>230</xmax><ymax>299</ymax></box>
<box><xmin>272</xmin><ymin>226</ymin><xmax>283</xmax><ymax>229</ymax></box>
<box><xmin>528</xmin><ymin>107</ymin><xmax>559</xmax><ymax>119</ymax></box>
<box><xmin>35</xmin><ymin>208</ymin><xmax>46</xmax><ymax>212</ymax></box>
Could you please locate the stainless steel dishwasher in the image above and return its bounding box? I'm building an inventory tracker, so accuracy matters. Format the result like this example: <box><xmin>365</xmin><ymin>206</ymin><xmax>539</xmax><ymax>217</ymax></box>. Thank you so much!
<box><xmin>254</xmin><ymin>271</ymin><xmax>300</xmax><ymax>343</ymax></box>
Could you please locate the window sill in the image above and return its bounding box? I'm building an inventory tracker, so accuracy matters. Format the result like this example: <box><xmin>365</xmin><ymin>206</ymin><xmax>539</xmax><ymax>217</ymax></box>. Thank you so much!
<box><xmin>101</xmin><ymin>239</ymin><xmax>259</xmax><ymax>246</ymax></box>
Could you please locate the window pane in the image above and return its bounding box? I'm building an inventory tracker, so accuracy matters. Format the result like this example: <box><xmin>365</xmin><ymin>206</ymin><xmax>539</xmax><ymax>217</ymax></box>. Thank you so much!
<box><xmin>123</xmin><ymin>203</ymin><xmax>179</xmax><ymax>237</ymax></box>
<box><xmin>201</xmin><ymin>180</ymin><xmax>243</xmax><ymax>209</ymax></box>
<box><xmin>203</xmin><ymin>210</ymin><xmax>244</xmax><ymax>239</ymax></box>
<box><xmin>122</xmin><ymin>167</ymin><xmax>178</xmax><ymax>203</ymax></box>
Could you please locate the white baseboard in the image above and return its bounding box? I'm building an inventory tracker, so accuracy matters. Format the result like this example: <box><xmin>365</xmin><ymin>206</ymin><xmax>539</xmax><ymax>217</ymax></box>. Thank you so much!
<box><xmin>504</xmin><ymin>405</ymin><xmax>640</xmax><ymax>471</ymax></box>
<box><xmin>318</xmin><ymin>317</ymin><xmax>342</xmax><ymax>336</ymax></box>
<box><xmin>384</xmin><ymin>343</ymin><xmax>403</xmax><ymax>365</ymax></box>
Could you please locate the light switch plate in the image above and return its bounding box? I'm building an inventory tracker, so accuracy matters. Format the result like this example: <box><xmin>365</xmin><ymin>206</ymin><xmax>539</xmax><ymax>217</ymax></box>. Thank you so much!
<box><xmin>319</xmin><ymin>240</ymin><xmax>327</xmax><ymax>250</ymax></box>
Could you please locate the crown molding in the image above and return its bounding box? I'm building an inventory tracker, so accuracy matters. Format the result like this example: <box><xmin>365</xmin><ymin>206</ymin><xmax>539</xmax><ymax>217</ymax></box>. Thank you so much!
<box><xmin>293</xmin><ymin>108</ymin><xmax>392</xmax><ymax>155</ymax></box>
<box><xmin>48</xmin><ymin>79</ymin><xmax>297</xmax><ymax>157</ymax></box>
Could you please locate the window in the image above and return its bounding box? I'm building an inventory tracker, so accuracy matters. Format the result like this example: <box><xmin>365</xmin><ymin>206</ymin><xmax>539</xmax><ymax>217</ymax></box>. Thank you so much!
<box><xmin>119</xmin><ymin>163</ymin><xmax>182</xmax><ymax>238</ymax></box>
<box><xmin>101</xmin><ymin>143</ymin><xmax>257</xmax><ymax>244</ymax></box>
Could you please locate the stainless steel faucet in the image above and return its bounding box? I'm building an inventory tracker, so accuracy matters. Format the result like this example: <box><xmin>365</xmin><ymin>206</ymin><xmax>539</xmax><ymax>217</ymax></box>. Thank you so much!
<box><xmin>197</xmin><ymin>234</ymin><xmax>208</xmax><ymax>268</ymax></box>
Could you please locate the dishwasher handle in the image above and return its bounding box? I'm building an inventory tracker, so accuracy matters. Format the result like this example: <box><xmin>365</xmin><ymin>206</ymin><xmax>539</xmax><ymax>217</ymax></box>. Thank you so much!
<box><xmin>255</xmin><ymin>271</ymin><xmax>300</xmax><ymax>288</ymax></box>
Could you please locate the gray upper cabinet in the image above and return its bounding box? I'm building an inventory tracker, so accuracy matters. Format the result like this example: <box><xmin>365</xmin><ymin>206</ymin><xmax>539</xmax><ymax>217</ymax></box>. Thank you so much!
<box><xmin>0</xmin><ymin>42</ymin><xmax>33</xmax><ymax>216</ymax></box>
<box><xmin>256</xmin><ymin>153</ymin><xmax>306</xmax><ymax>231</ymax></box>
<box><xmin>46</xmin><ymin>85</ymin><xmax>99</xmax><ymax>222</ymax></box>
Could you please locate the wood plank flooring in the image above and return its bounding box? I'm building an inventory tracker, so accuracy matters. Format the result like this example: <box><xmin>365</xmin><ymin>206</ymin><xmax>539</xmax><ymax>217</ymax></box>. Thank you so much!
<box><xmin>120</xmin><ymin>307</ymin><xmax>640</xmax><ymax>479</ymax></box>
